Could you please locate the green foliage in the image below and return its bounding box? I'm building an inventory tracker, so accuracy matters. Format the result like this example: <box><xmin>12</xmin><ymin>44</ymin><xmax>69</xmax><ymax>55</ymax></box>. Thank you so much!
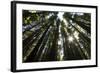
<box><xmin>23</xmin><ymin>10</ymin><xmax>91</xmax><ymax>62</ymax></box>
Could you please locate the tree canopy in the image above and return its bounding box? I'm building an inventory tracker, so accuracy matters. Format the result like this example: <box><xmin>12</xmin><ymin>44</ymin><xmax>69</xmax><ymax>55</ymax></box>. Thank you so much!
<box><xmin>22</xmin><ymin>10</ymin><xmax>91</xmax><ymax>62</ymax></box>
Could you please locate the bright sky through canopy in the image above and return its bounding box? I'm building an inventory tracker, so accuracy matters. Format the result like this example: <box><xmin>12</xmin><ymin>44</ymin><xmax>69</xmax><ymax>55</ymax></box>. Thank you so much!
<box><xmin>58</xmin><ymin>12</ymin><xmax>64</xmax><ymax>21</ymax></box>
<box><xmin>68</xmin><ymin>36</ymin><xmax>74</xmax><ymax>42</ymax></box>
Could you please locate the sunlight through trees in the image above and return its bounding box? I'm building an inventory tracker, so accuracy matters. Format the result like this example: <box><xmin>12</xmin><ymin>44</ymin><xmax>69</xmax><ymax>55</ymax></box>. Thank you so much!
<box><xmin>22</xmin><ymin>10</ymin><xmax>91</xmax><ymax>62</ymax></box>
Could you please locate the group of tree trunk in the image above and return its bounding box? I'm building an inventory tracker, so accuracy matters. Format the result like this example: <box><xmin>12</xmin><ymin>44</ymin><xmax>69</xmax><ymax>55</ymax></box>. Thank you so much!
<box><xmin>22</xmin><ymin>10</ymin><xmax>91</xmax><ymax>62</ymax></box>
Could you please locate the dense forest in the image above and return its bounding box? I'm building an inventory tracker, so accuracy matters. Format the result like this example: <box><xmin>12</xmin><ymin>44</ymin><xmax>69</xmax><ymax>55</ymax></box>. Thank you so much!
<box><xmin>22</xmin><ymin>10</ymin><xmax>91</xmax><ymax>62</ymax></box>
